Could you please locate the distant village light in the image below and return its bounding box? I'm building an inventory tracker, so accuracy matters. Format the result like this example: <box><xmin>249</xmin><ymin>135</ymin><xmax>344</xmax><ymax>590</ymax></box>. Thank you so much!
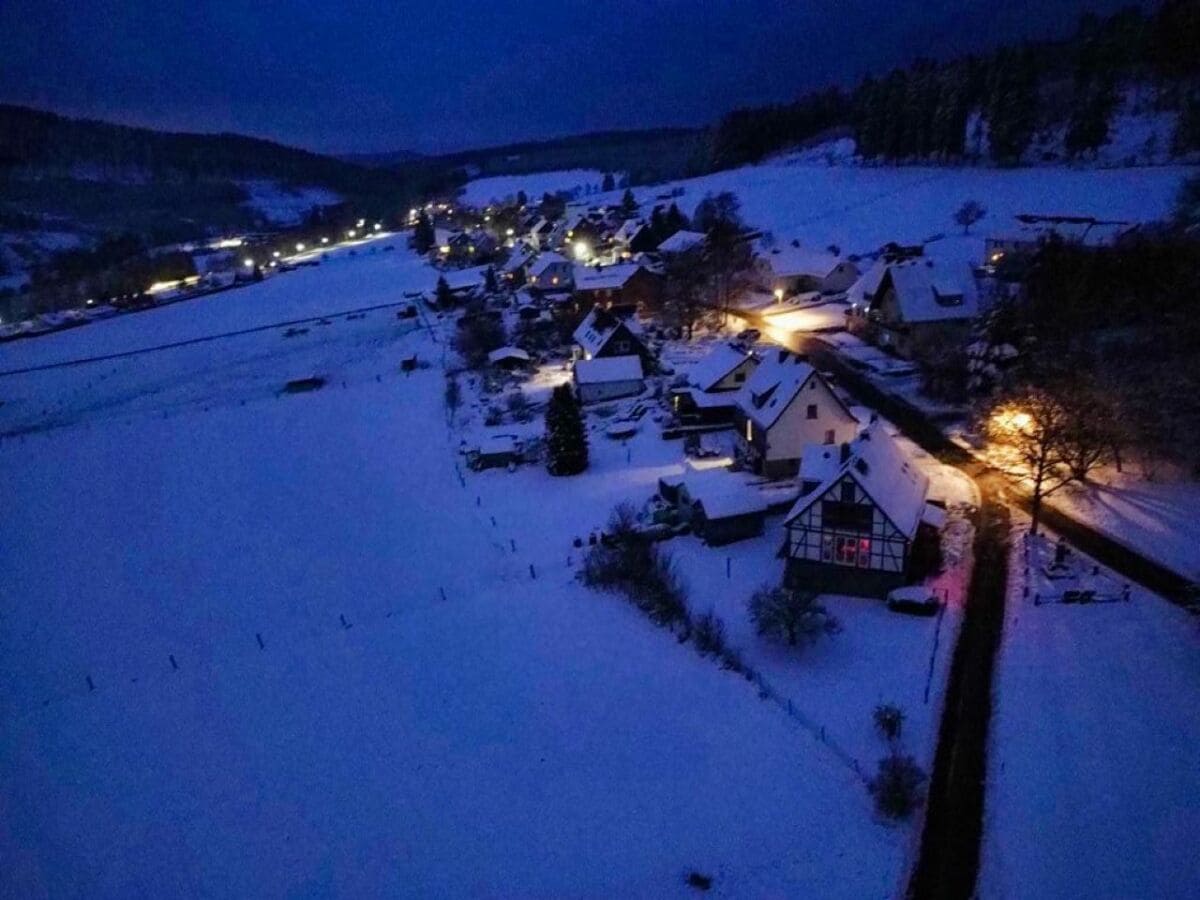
<box><xmin>348</xmin><ymin>229</ymin><xmax>357</xmax><ymax>238</ymax></box>
<box><xmin>321</xmin><ymin>237</ymin><xmax>329</xmax><ymax>244</ymax></box>
<box><xmin>295</xmin><ymin>242</ymin><xmax>305</xmax><ymax>252</ymax></box>
<box><xmin>374</xmin><ymin>223</ymin><xmax>382</xmax><ymax>231</ymax></box>
<box><xmin>243</xmin><ymin>257</ymin><xmax>255</xmax><ymax>267</ymax></box>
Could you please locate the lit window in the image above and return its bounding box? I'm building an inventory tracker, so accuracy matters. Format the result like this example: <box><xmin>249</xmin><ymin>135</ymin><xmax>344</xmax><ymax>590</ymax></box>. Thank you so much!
<box><xmin>745</xmin><ymin>419</ymin><xmax>753</xmax><ymax>442</ymax></box>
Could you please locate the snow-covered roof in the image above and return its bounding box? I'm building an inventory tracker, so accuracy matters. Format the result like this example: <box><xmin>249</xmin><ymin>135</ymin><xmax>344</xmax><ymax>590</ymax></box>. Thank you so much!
<box><xmin>442</xmin><ymin>267</ymin><xmax>488</xmax><ymax>290</ymax></box>
<box><xmin>614</xmin><ymin>219</ymin><xmax>647</xmax><ymax>244</ymax></box>
<box><xmin>528</xmin><ymin>252</ymin><xmax>569</xmax><ymax>277</ymax></box>
<box><xmin>784</xmin><ymin>421</ymin><xmax>929</xmax><ymax>538</ymax></box>
<box><xmin>500</xmin><ymin>245</ymin><xmax>535</xmax><ymax>273</ymax></box>
<box><xmin>488</xmin><ymin>346</ymin><xmax>531</xmax><ymax>365</ymax></box>
<box><xmin>760</xmin><ymin>241</ymin><xmax>842</xmax><ymax>279</ymax></box>
<box><xmin>846</xmin><ymin>258</ymin><xmax>888</xmax><ymax>307</ymax></box>
<box><xmin>687</xmin><ymin>343</ymin><xmax>756</xmax><ymax>392</ymax></box>
<box><xmin>694</xmin><ymin>486</ymin><xmax>770</xmax><ymax>520</ymax></box>
<box><xmin>737</xmin><ymin>349</ymin><xmax>818</xmax><ymax>430</ymax></box>
<box><xmin>657</xmin><ymin>230</ymin><xmax>706</xmax><ymax>254</ymax></box>
<box><xmin>572</xmin><ymin>306</ymin><xmax>640</xmax><ymax>357</ymax></box>
<box><xmin>573</xmin><ymin>355</ymin><xmax>644</xmax><ymax>384</ymax></box>
<box><xmin>573</xmin><ymin>263</ymin><xmax>647</xmax><ymax>291</ymax></box>
<box><xmin>879</xmin><ymin>259</ymin><xmax>978</xmax><ymax>323</ymax></box>
<box><xmin>674</xmin><ymin>387</ymin><xmax>740</xmax><ymax>409</ymax></box>
<box><xmin>799</xmin><ymin>444</ymin><xmax>842</xmax><ymax>485</ymax></box>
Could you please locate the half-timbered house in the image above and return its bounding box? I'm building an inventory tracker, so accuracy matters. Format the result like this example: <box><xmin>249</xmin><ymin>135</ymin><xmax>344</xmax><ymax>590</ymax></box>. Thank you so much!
<box><xmin>782</xmin><ymin>421</ymin><xmax>931</xmax><ymax>597</ymax></box>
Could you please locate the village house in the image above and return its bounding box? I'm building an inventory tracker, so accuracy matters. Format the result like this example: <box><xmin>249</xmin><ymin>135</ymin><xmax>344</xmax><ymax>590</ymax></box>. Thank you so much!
<box><xmin>657</xmin><ymin>230</ymin><xmax>707</xmax><ymax>255</ymax></box>
<box><xmin>526</xmin><ymin>217</ymin><xmax>555</xmax><ymax>250</ymax></box>
<box><xmin>499</xmin><ymin>244</ymin><xmax>535</xmax><ymax>286</ymax></box>
<box><xmin>658</xmin><ymin>471</ymin><xmax>769</xmax><ymax>546</ymax></box>
<box><xmin>612</xmin><ymin>219</ymin><xmax>659</xmax><ymax>256</ymax></box>
<box><xmin>445</xmin><ymin>229</ymin><xmax>498</xmax><ymax>265</ymax></box>
<box><xmin>572</xmin><ymin>306</ymin><xmax>652</xmax><ymax>366</ymax></box>
<box><xmin>573</xmin><ymin>355</ymin><xmax>645</xmax><ymax>403</ymax></box>
<box><xmin>782</xmin><ymin>420</ymin><xmax>933</xmax><ymax>597</ymax></box>
<box><xmin>573</xmin><ymin>263</ymin><xmax>662</xmax><ymax>316</ymax></box>
<box><xmin>733</xmin><ymin>350</ymin><xmax>859</xmax><ymax>478</ymax></box>
<box><xmin>846</xmin><ymin>257</ymin><xmax>979</xmax><ymax>359</ymax></box>
<box><xmin>756</xmin><ymin>240</ymin><xmax>860</xmax><ymax>296</ymax></box>
<box><xmin>526</xmin><ymin>251</ymin><xmax>574</xmax><ymax>291</ymax></box>
<box><xmin>670</xmin><ymin>342</ymin><xmax>759</xmax><ymax>426</ymax></box>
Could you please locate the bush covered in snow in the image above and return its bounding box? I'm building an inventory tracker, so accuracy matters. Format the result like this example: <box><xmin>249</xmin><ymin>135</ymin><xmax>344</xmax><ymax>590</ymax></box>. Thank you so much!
<box><xmin>747</xmin><ymin>585</ymin><xmax>840</xmax><ymax>649</ymax></box>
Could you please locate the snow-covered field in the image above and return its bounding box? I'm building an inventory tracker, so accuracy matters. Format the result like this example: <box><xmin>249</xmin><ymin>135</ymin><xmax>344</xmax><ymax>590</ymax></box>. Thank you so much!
<box><xmin>981</xmin><ymin>526</ymin><xmax>1200</xmax><ymax>899</ymax></box>
<box><xmin>0</xmin><ymin>240</ymin><xmax>972</xmax><ymax>896</ymax></box>
<box><xmin>460</xmin><ymin>169</ymin><xmax>609</xmax><ymax>206</ymax></box>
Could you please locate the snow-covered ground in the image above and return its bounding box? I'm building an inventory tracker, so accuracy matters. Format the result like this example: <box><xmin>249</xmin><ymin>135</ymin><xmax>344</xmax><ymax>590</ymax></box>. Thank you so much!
<box><xmin>980</xmin><ymin>525</ymin><xmax>1200</xmax><ymax>899</ymax></box>
<box><xmin>460</xmin><ymin>169</ymin><xmax>609</xmax><ymax>206</ymax></box>
<box><xmin>1049</xmin><ymin>469</ymin><xmax>1200</xmax><ymax>583</ymax></box>
<box><xmin>0</xmin><ymin>241</ymin><xmax>972</xmax><ymax>897</ymax></box>
<box><xmin>238</xmin><ymin>180</ymin><xmax>343</xmax><ymax>226</ymax></box>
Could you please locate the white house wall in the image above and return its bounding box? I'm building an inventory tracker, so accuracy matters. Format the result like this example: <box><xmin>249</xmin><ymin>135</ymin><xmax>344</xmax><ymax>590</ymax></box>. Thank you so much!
<box><xmin>762</xmin><ymin>376</ymin><xmax>858</xmax><ymax>463</ymax></box>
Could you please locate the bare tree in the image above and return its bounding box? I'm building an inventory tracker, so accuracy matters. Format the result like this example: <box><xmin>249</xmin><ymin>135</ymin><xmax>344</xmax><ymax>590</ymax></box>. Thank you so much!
<box><xmin>660</xmin><ymin>244</ymin><xmax>709</xmax><ymax>339</ymax></box>
<box><xmin>954</xmin><ymin>200</ymin><xmax>987</xmax><ymax>235</ymax></box>
<box><xmin>985</xmin><ymin>384</ymin><xmax>1093</xmax><ymax>534</ymax></box>
<box><xmin>747</xmin><ymin>585</ymin><xmax>839</xmax><ymax>648</ymax></box>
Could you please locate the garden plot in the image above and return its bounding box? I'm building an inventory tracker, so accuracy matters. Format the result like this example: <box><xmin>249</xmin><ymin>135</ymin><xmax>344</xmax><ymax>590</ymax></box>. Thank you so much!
<box><xmin>980</xmin><ymin>525</ymin><xmax>1200</xmax><ymax>900</ymax></box>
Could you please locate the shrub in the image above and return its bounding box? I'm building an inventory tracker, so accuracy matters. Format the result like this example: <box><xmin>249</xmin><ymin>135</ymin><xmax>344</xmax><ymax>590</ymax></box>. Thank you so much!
<box><xmin>873</xmin><ymin>704</ymin><xmax>905</xmax><ymax>743</ymax></box>
<box><xmin>747</xmin><ymin>584</ymin><xmax>840</xmax><ymax>648</ymax></box>
<box><xmin>581</xmin><ymin>503</ymin><xmax>689</xmax><ymax>627</ymax></box>
<box><xmin>869</xmin><ymin>753</ymin><xmax>927</xmax><ymax>819</ymax></box>
<box><xmin>692</xmin><ymin>610</ymin><xmax>727</xmax><ymax>657</ymax></box>
<box><xmin>505</xmin><ymin>391</ymin><xmax>531</xmax><ymax>422</ymax></box>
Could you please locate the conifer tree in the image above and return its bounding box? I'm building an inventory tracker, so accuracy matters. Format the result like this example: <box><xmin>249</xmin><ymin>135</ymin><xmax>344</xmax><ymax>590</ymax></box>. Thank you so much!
<box><xmin>412</xmin><ymin>211</ymin><xmax>436</xmax><ymax>254</ymax></box>
<box><xmin>435</xmin><ymin>275</ymin><xmax>455</xmax><ymax>309</ymax></box>
<box><xmin>484</xmin><ymin>265</ymin><xmax>499</xmax><ymax>294</ymax></box>
<box><xmin>620</xmin><ymin>188</ymin><xmax>638</xmax><ymax>217</ymax></box>
<box><xmin>545</xmin><ymin>384</ymin><xmax>589</xmax><ymax>476</ymax></box>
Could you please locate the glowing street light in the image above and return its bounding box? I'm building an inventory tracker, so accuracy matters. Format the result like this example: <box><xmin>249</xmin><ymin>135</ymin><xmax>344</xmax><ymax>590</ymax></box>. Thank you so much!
<box><xmin>774</xmin><ymin>287</ymin><xmax>785</xmax><ymax>302</ymax></box>
<box><xmin>321</xmin><ymin>236</ymin><xmax>329</xmax><ymax>244</ymax></box>
<box><xmin>373</xmin><ymin>222</ymin><xmax>382</xmax><ymax>231</ymax></box>
<box><xmin>347</xmin><ymin>229</ymin><xmax>357</xmax><ymax>238</ymax></box>
<box><xmin>243</xmin><ymin>257</ymin><xmax>255</xmax><ymax>267</ymax></box>
<box><xmin>295</xmin><ymin>242</ymin><xmax>305</xmax><ymax>252</ymax></box>
<box><xmin>573</xmin><ymin>240</ymin><xmax>591</xmax><ymax>261</ymax></box>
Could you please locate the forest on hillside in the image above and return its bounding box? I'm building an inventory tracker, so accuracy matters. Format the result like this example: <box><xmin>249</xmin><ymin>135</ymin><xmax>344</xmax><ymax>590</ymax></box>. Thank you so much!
<box><xmin>709</xmin><ymin>0</ymin><xmax>1200</xmax><ymax>168</ymax></box>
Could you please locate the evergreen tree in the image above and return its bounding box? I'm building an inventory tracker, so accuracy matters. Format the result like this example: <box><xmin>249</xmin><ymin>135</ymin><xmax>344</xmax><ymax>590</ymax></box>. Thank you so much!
<box><xmin>987</xmin><ymin>50</ymin><xmax>1039</xmax><ymax>164</ymax></box>
<box><xmin>1065</xmin><ymin>77</ymin><xmax>1117</xmax><ymax>158</ymax></box>
<box><xmin>620</xmin><ymin>188</ymin><xmax>638</xmax><ymax>217</ymax></box>
<box><xmin>435</xmin><ymin>275</ymin><xmax>455</xmax><ymax>309</ymax></box>
<box><xmin>602</xmin><ymin>172</ymin><xmax>616</xmax><ymax>192</ymax></box>
<box><xmin>1172</xmin><ymin>91</ymin><xmax>1200</xmax><ymax>156</ymax></box>
<box><xmin>516</xmin><ymin>189</ymin><xmax>528</xmax><ymax>207</ymax></box>
<box><xmin>545</xmin><ymin>384</ymin><xmax>588</xmax><ymax>475</ymax></box>
<box><xmin>484</xmin><ymin>265</ymin><xmax>499</xmax><ymax>294</ymax></box>
<box><xmin>412</xmin><ymin>211</ymin><xmax>436</xmax><ymax>254</ymax></box>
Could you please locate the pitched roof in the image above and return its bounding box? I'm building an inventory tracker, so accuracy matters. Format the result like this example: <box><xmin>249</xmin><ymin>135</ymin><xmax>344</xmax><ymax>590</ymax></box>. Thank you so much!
<box><xmin>687</xmin><ymin>343</ymin><xmax>757</xmax><ymax>392</ymax></box>
<box><xmin>784</xmin><ymin>420</ymin><xmax>929</xmax><ymax>538</ymax></box>
<box><xmin>614</xmin><ymin>219</ymin><xmax>648</xmax><ymax>243</ymax></box>
<box><xmin>573</xmin><ymin>354</ymin><xmax>644</xmax><ymax>384</ymax></box>
<box><xmin>878</xmin><ymin>259</ymin><xmax>978</xmax><ymax>323</ymax></box>
<box><xmin>488</xmin><ymin>346</ymin><xmax>531</xmax><ymax>365</ymax></box>
<box><xmin>657</xmin><ymin>230</ymin><xmax>707</xmax><ymax>253</ymax></box>
<box><xmin>573</xmin><ymin>263</ymin><xmax>648</xmax><ymax>291</ymax></box>
<box><xmin>527</xmin><ymin>252</ymin><xmax>569</xmax><ymax>277</ymax></box>
<box><xmin>572</xmin><ymin>307</ymin><xmax>643</xmax><ymax>357</ymax></box>
<box><xmin>760</xmin><ymin>241</ymin><xmax>842</xmax><ymax>279</ymax></box>
<box><xmin>736</xmin><ymin>349</ymin><xmax>818</xmax><ymax>430</ymax></box>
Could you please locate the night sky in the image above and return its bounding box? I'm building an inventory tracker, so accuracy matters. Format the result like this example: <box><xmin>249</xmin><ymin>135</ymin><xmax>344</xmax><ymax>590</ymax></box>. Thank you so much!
<box><xmin>0</xmin><ymin>0</ymin><xmax>1133</xmax><ymax>155</ymax></box>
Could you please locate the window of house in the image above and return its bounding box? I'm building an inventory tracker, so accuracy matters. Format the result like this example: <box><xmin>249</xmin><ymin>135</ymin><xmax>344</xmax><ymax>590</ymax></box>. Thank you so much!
<box><xmin>734</xmin><ymin>372</ymin><xmax>746</xmax><ymax>383</ymax></box>
<box><xmin>833</xmin><ymin>536</ymin><xmax>871</xmax><ymax>567</ymax></box>
<box><xmin>615</xmin><ymin>340</ymin><xmax>629</xmax><ymax>353</ymax></box>
<box><xmin>806</xmin><ymin>404</ymin><xmax>818</xmax><ymax>419</ymax></box>
<box><xmin>822</xmin><ymin>499</ymin><xmax>873</xmax><ymax>532</ymax></box>
<box><xmin>824</xmin><ymin>429</ymin><xmax>835</xmax><ymax>445</ymax></box>
<box><xmin>840</xmin><ymin>482</ymin><xmax>855</xmax><ymax>503</ymax></box>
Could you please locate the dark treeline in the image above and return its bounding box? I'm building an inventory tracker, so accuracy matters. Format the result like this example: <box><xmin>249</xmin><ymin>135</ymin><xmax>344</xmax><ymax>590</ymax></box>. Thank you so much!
<box><xmin>0</xmin><ymin>104</ymin><xmax>459</xmax><ymax>216</ymax></box>
<box><xmin>982</xmin><ymin>230</ymin><xmax>1200</xmax><ymax>473</ymax></box>
<box><xmin>710</xmin><ymin>1</ymin><xmax>1200</xmax><ymax>168</ymax></box>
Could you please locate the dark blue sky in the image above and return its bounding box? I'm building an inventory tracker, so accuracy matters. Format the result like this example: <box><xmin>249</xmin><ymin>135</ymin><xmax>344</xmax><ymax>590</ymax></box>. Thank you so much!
<box><xmin>0</xmin><ymin>0</ymin><xmax>1131</xmax><ymax>155</ymax></box>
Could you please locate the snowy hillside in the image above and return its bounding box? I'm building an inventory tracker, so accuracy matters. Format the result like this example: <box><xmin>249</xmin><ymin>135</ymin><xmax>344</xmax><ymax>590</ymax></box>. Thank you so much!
<box><xmin>468</xmin><ymin>159</ymin><xmax>1193</xmax><ymax>268</ymax></box>
<box><xmin>460</xmin><ymin>169</ymin><xmax>610</xmax><ymax>206</ymax></box>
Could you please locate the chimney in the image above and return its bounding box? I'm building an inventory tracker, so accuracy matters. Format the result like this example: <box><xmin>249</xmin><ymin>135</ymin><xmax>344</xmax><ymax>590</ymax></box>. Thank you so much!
<box><xmin>839</xmin><ymin>442</ymin><xmax>852</xmax><ymax>463</ymax></box>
